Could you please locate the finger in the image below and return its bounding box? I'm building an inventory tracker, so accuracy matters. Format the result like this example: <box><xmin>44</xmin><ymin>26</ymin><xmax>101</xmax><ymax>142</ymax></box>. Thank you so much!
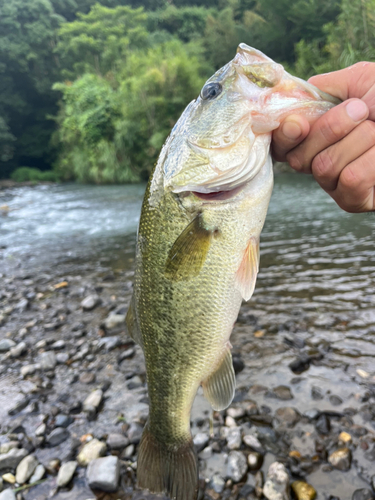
<box><xmin>312</xmin><ymin>120</ymin><xmax>375</xmax><ymax>191</ymax></box>
<box><xmin>271</xmin><ymin>115</ymin><xmax>310</xmax><ymax>162</ymax></box>
<box><xmin>287</xmin><ymin>99</ymin><xmax>369</xmax><ymax>173</ymax></box>
<box><xmin>331</xmin><ymin>145</ymin><xmax>375</xmax><ymax>212</ymax></box>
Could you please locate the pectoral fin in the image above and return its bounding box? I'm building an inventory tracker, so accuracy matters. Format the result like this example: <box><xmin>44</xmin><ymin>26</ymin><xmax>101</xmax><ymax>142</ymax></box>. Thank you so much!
<box><xmin>125</xmin><ymin>295</ymin><xmax>142</xmax><ymax>346</ymax></box>
<box><xmin>202</xmin><ymin>345</ymin><xmax>236</xmax><ymax>411</ymax></box>
<box><xmin>235</xmin><ymin>237</ymin><xmax>260</xmax><ymax>301</ymax></box>
<box><xmin>165</xmin><ymin>214</ymin><xmax>212</xmax><ymax>281</ymax></box>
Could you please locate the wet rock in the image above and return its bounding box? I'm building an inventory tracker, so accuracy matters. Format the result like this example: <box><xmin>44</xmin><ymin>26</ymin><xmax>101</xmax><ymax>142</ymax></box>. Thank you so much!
<box><xmin>227</xmin><ymin>428</ymin><xmax>242</xmax><ymax>450</ymax></box>
<box><xmin>0</xmin><ymin>490</ymin><xmax>16</xmax><ymax>500</ymax></box>
<box><xmin>45</xmin><ymin>458</ymin><xmax>60</xmax><ymax>475</ymax></box>
<box><xmin>15</xmin><ymin>455</ymin><xmax>38</xmax><ymax>484</ymax></box>
<box><xmin>352</xmin><ymin>490</ymin><xmax>374</xmax><ymax>500</ymax></box>
<box><xmin>97</xmin><ymin>336</ymin><xmax>121</xmax><ymax>351</ymax></box>
<box><xmin>20</xmin><ymin>364</ymin><xmax>39</xmax><ymax>377</ymax></box>
<box><xmin>289</xmin><ymin>356</ymin><xmax>311</xmax><ymax>374</ymax></box>
<box><xmin>274</xmin><ymin>407</ymin><xmax>300</xmax><ymax>427</ymax></box>
<box><xmin>315</xmin><ymin>414</ymin><xmax>330</xmax><ymax>435</ymax></box>
<box><xmin>199</xmin><ymin>446</ymin><xmax>212</xmax><ymax>460</ymax></box>
<box><xmin>51</xmin><ymin>340</ymin><xmax>65</xmax><ymax>350</ymax></box>
<box><xmin>77</xmin><ymin>439</ymin><xmax>106</xmax><ymax>466</ymax></box>
<box><xmin>57</xmin><ymin>461</ymin><xmax>77</xmax><ymax>488</ymax></box>
<box><xmin>83</xmin><ymin>389</ymin><xmax>103</xmax><ymax>417</ymax></box>
<box><xmin>338</xmin><ymin>432</ymin><xmax>352</xmax><ymax>444</ymax></box>
<box><xmin>328</xmin><ymin>448</ymin><xmax>351</xmax><ymax>471</ymax></box>
<box><xmin>232</xmin><ymin>355</ymin><xmax>245</xmax><ymax>374</ymax></box>
<box><xmin>55</xmin><ymin>414</ymin><xmax>73</xmax><ymax>428</ymax></box>
<box><xmin>35</xmin><ymin>423</ymin><xmax>46</xmax><ymax>437</ymax></box>
<box><xmin>107</xmin><ymin>434</ymin><xmax>129</xmax><ymax>450</ymax></box>
<box><xmin>227</xmin><ymin>407</ymin><xmax>245</xmax><ymax>419</ymax></box>
<box><xmin>304</xmin><ymin>409</ymin><xmax>320</xmax><ymax>420</ymax></box>
<box><xmin>29</xmin><ymin>464</ymin><xmax>45</xmax><ymax>483</ymax></box>
<box><xmin>79</xmin><ymin>372</ymin><xmax>96</xmax><ymax>384</ymax></box>
<box><xmin>226</xmin><ymin>451</ymin><xmax>248</xmax><ymax>483</ymax></box>
<box><xmin>47</xmin><ymin>428</ymin><xmax>70</xmax><ymax>446</ymax></box>
<box><xmin>225</xmin><ymin>416</ymin><xmax>237</xmax><ymax>428</ymax></box>
<box><xmin>1</xmin><ymin>474</ymin><xmax>15</xmax><ymax>485</ymax></box>
<box><xmin>81</xmin><ymin>295</ymin><xmax>100</xmax><ymax>311</ymax></box>
<box><xmin>0</xmin><ymin>340</ymin><xmax>15</xmax><ymax>353</ymax></box>
<box><xmin>118</xmin><ymin>348</ymin><xmax>135</xmax><ymax>362</ymax></box>
<box><xmin>87</xmin><ymin>455</ymin><xmax>119</xmax><ymax>492</ymax></box>
<box><xmin>104</xmin><ymin>313</ymin><xmax>125</xmax><ymax>331</ymax></box>
<box><xmin>0</xmin><ymin>449</ymin><xmax>28</xmax><ymax>470</ymax></box>
<box><xmin>329</xmin><ymin>395</ymin><xmax>343</xmax><ymax>406</ymax></box>
<box><xmin>56</xmin><ymin>353</ymin><xmax>69</xmax><ymax>364</ymax></box>
<box><xmin>10</xmin><ymin>342</ymin><xmax>26</xmax><ymax>358</ymax></box>
<box><xmin>247</xmin><ymin>452</ymin><xmax>263</xmax><ymax>471</ymax></box>
<box><xmin>122</xmin><ymin>445</ymin><xmax>134</xmax><ymax>458</ymax></box>
<box><xmin>8</xmin><ymin>397</ymin><xmax>30</xmax><ymax>416</ymax></box>
<box><xmin>243</xmin><ymin>435</ymin><xmax>263</xmax><ymax>452</ymax></box>
<box><xmin>39</xmin><ymin>351</ymin><xmax>56</xmax><ymax>370</ymax></box>
<box><xmin>272</xmin><ymin>386</ymin><xmax>293</xmax><ymax>401</ymax></box>
<box><xmin>263</xmin><ymin>462</ymin><xmax>289</xmax><ymax>500</ymax></box>
<box><xmin>291</xmin><ymin>481</ymin><xmax>316</xmax><ymax>500</ymax></box>
<box><xmin>311</xmin><ymin>386</ymin><xmax>324</xmax><ymax>400</ymax></box>
<box><xmin>0</xmin><ymin>443</ymin><xmax>18</xmax><ymax>455</ymax></box>
<box><xmin>193</xmin><ymin>433</ymin><xmax>209</xmax><ymax>452</ymax></box>
<box><xmin>127</xmin><ymin>422</ymin><xmax>143</xmax><ymax>444</ymax></box>
<box><xmin>209</xmin><ymin>473</ymin><xmax>225</xmax><ymax>494</ymax></box>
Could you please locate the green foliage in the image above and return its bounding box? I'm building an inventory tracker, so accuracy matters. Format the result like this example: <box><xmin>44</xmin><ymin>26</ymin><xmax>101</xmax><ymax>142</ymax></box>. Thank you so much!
<box><xmin>148</xmin><ymin>6</ymin><xmax>211</xmax><ymax>42</ymax></box>
<box><xmin>11</xmin><ymin>166</ymin><xmax>60</xmax><ymax>182</ymax></box>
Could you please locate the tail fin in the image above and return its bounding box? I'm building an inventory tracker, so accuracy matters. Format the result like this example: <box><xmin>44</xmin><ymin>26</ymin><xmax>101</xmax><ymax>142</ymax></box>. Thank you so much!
<box><xmin>137</xmin><ymin>424</ymin><xmax>198</xmax><ymax>500</ymax></box>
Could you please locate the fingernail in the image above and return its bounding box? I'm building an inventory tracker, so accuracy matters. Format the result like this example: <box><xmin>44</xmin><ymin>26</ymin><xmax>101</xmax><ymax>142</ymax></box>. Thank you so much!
<box><xmin>282</xmin><ymin>120</ymin><xmax>303</xmax><ymax>140</ymax></box>
<box><xmin>346</xmin><ymin>100</ymin><xmax>368</xmax><ymax>122</ymax></box>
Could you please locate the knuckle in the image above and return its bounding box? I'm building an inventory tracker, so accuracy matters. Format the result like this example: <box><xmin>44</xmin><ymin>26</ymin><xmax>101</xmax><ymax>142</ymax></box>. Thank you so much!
<box><xmin>312</xmin><ymin>149</ymin><xmax>335</xmax><ymax>179</ymax></box>
<box><xmin>319</xmin><ymin>114</ymin><xmax>342</xmax><ymax>143</ymax></box>
<box><xmin>340</xmin><ymin>164</ymin><xmax>361</xmax><ymax>190</ymax></box>
<box><xmin>362</xmin><ymin>120</ymin><xmax>375</xmax><ymax>144</ymax></box>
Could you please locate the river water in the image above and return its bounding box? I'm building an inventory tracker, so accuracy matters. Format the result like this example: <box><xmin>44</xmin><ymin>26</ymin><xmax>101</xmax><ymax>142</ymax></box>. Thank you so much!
<box><xmin>1</xmin><ymin>175</ymin><xmax>375</xmax><ymax>498</ymax></box>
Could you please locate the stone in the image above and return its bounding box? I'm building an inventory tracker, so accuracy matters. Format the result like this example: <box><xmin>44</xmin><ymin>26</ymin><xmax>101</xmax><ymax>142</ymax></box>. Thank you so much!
<box><xmin>328</xmin><ymin>448</ymin><xmax>351</xmax><ymax>471</ymax></box>
<box><xmin>122</xmin><ymin>445</ymin><xmax>134</xmax><ymax>458</ymax></box>
<box><xmin>87</xmin><ymin>456</ymin><xmax>120</xmax><ymax>492</ymax></box>
<box><xmin>97</xmin><ymin>336</ymin><xmax>121</xmax><ymax>351</ymax></box>
<box><xmin>243</xmin><ymin>434</ymin><xmax>263</xmax><ymax>451</ymax></box>
<box><xmin>263</xmin><ymin>462</ymin><xmax>289</xmax><ymax>500</ymax></box>
<box><xmin>272</xmin><ymin>386</ymin><xmax>293</xmax><ymax>400</ymax></box>
<box><xmin>315</xmin><ymin>414</ymin><xmax>330</xmax><ymax>435</ymax></box>
<box><xmin>339</xmin><ymin>432</ymin><xmax>352</xmax><ymax>444</ymax></box>
<box><xmin>39</xmin><ymin>351</ymin><xmax>56</xmax><ymax>370</ymax></box>
<box><xmin>352</xmin><ymin>490</ymin><xmax>374</xmax><ymax>500</ymax></box>
<box><xmin>7</xmin><ymin>397</ymin><xmax>30</xmax><ymax>416</ymax></box>
<box><xmin>0</xmin><ymin>490</ymin><xmax>16</xmax><ymax>500</ymax></box>
<box><xmin>227</xmin><ymin>407</ymin><xmax>245</xmax><ymax>419</ymax></box>
<box><xmin>47</xmin><ymin>428</ymin><xmax>70</xmax><ymax>446</ymax></box>
<box><xmin>227</xmin><ymin>427</ymin><xmax>242</xmax><ymax>450</ymax></box>
<box><xmin>247</xmin><ymin>452</ymin><xmax>263</xmax><ymax>471</ymax></box>
<box><xmin>56</xmin><ymin>353</ymin><xmax>69</xmax><ymax>364</ymax></box>
<box><xmin>55</xmin><ymin>414</ymin><xmax>73</xmax><ymax>428</ymax></box>
<box><xmin>10</xmin><ymin>342</ymin><xmax>27</xmax><ymax>358</ymax></box>
<box><xmin>311</xmin><ymin>386</ymin><xmax>324</xmax><ymax>400</ymax></box>
<box><xmin>57</xmin><ymin>461</ymin><xmax>77</xmax><ymax>488</ymax></box>
<box><xmin>0</xmin><ymin>477</ymin><xmax>2</xmax><ymax>492</ymax></box>
<box><xmin>209</xmin><ymin>474</ymin><xmax>225</xmax><ymax>494</ymax></box>
<box><xmin>29</xmin><ymin>464</ymin><xmax>45</xmax><ymax>483</ymax></box>
<box><xmin>51</xmin><ymin>340</ymin><xmax>65</xmax><ymax>350</ymax></box>
<box><xmin>193</xmin><ymin>433</ymin><xmax>209</xmax><ymax>452</ymax></box>
<box><xmin>46</xmin><ymin>459</ymin><xmax>60</xmax><ymax>475</ymax></box>
<box><xmin>20</xmin><ymin>364</ymin><xmax>39</xmax><ymax>377</ymax></box>
<box><xmin>1</xmin><ymin>475</ymin><xmax>15</xmax><ymax>485</ymax></box>
<box><xmin>15</xmin><ymin>455</ymin><xmax>38</xmax><ymax>484</ymax></box>
<box><xmin>0</xmin><ymin>340</ymin><xmax>15</xmax><ymax>353</ymax></box>
<box><xmin>118</xmin><ymin>348</ymin><xmax>135</xmax><ymax>362</ymax></box>
<box><xmin>225</xmin><ymin>416</ymin><xmax>237</xmax><ymax>428</ymax></box>
<box><xmin>329</xmin><ymin>395</ymin><xmax>343</xmax><ymax>406</ymax></box>
<box><xmin>79</xmin><ymin>372</ymin><xmax>96</xmax><ymax>384</ymax></box>
<box><xmin>35</xmin><ymin>423</ymin><xmax>46</xmax><ymax>436</ymax></box>
<box><xmin>199</xmin><ymin>446</ymin><xmax>212</xmax><ymax>460</ymax></box>
<box><xmin>83</xmin><ymin>390</ymin><xmax>103</xmax><ymax>414</ymax></box>
<box><xmin>77</xmin><ymin>439</ymin><xmax>106</xmax><ymax>466</ymax></box>
<box><xmin>104</xmin><ymin>314</ymin><xmax>125</xmax><ymax>330</ymax></box>
<box><xmin>226</xmin><ymin>451</ymin><xmax>248</xmax><ymax>483</ymax></box>
<box><xmin>291</xmin><ymin>481</ymin><xmax>317</xmax><ymax>500</ymax></box>
<box><xmin>107</xmin><ymin>434</ymin><xmax>129</xmax><ymax>450</ymax></box>
<box><xmin>274</xmin><ymin>407</ymin><xmax>300</xmax><ymax>427</ymax></box>
<box><xmin>0</xmin><ymin>443</ymin><xmax>18</xmax><ymax>455</ymax></box>
<box><xmin>81</xmin><ymin>295</ymin><xmax>100</xmax><ymax>311</ymax></box>
<box><xmin>304</xmin><ymin>409</ymin><xmax>320</xmax><ymax>420</ymax></box>
<box><xmin>0</xmin><ymin>449</ymin><xmax>28</xmax><ymax>470</ymax></box>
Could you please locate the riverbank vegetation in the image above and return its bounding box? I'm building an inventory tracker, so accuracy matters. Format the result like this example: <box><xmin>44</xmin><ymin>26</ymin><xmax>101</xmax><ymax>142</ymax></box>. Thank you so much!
<box><xmin>0</xmin><ymin>0</ymin><xmax>374</xmax><ymax>183</ymax></box>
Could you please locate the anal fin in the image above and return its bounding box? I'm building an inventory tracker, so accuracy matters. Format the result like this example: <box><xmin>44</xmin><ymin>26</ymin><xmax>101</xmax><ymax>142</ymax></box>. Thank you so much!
<box><xmin>202</xmin><ymin>345</ymin><xmax>236</xmax><ymax>411</ymax></box>
<box><xmin>125</xmin><ymin>295</ymin><xmax>142</xmax><ymax>346</ymax></box>
<box><xmin>235</xmin><ymin>236</ymin><xmax>260</xmax><ymax>301</ymax></box>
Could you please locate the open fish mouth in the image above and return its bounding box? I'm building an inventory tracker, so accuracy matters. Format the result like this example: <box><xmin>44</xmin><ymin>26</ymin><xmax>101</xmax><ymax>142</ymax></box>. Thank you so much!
<box><xmin>191</xmin><ymin>184</ymin><xmax>246</xmax><ymax>201</ymax></box>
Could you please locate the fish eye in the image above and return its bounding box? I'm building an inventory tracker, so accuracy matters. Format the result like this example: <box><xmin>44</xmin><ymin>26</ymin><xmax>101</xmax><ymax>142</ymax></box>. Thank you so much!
<box><xmin>200</xmin><ymin>82</ymin><xmax>222</xmax><ymax>100</ymax></box>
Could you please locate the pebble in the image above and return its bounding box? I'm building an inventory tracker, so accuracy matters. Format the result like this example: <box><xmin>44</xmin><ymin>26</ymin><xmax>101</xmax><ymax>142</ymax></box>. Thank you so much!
<box><xmin>328</xmin><ymin>448</ymin><xmax>352</xmax><ymax>471</ymax></box>
<box><xmin>79</xmin><ymin>372</ymin><xmax>96</xmax><ymax>384</ymax></box>
<box><xmin>35</xmin><ymin>423</ymin><xmax>46</xmax><ymax>436</ymax></box>
<box><xmin>209</xmin><ymin>473</ymin><xmax>225</xmax><ymax>494</ymax></box>
<box><xmin>57</xmin><ymin>461</ymin><xmax>77</xmax><ymax>488</ymax></box>
<box><xmin>352</xmin><ymin>490</ymin><xmax>375</xmax><ymax>500</ymax></box>
<box><xmin>10</xmin><ymin>342</ymin><xmax>27</xmax><ymax>358</ymax></box>
<box><xmin>263</xmin><ymin>462</ymin><xmax>289</xmax><ymax>500</ymax></box>
<box><xmin>51</xmin><ymin>340</ymin><xmax>65</xmax><ymax>350</ymax></box>
<box><xmin>47</xmin><ymin>427</ymin><xmax>70</xmax><ymax>446</ymax></box>
<box><xmin>97</xmin><ymin>336</ymin><xmax>121</xmax><ymax>351</ymax></box>
<box><xmin>339</xmin><ymin>432</ymin><xmax>352</xmax><ymax>444</ymax></box>
<box><xmin>15</xmin><ymin>455</ymin><xmax>38</xmax><ymax>484</ymax></box>
<box><xmin>1</xmin><ymin>475</ymin><xmax>15</xmax><ymax>484</ymax></box>
<box><xmin>0</xmin><ymin>449</ymin><xmax>28</xmax><ymax>470</ymax></box>
<box><xmin>118</xmin><ymin>348</ymin><xmax>135</xmax><ymax>362</ymax></box>
<box><xmin>226</xmin><ymin>427</ymin><xmax>242</xmax><ymax>450</ymax></box>
<box><xmin>29</xmin><ymin>464</ymin><xmax>45</xmax><ymax>483</ymax></box>
<box><xmin>0</xmin><ymin>340</ymin><xmax>15</xmax><ymax>353</ymax></box>
<box><xmin>0</xmin><ymin>443</ymin><xmax>19</xmax><ymax>454</ymax></box>
<box><xmin>127</xmin><ymin>422</ymin><xmax>143</xmax><ymax>444</ymax></box>
<box><xmin>226</xmin><ymin>451</ymin><xmax>248</xmax><ymax>482</ymax></box>
<box><xmin>227</xmin><ymin>407</ymin><xmax>245</xmax><ymax>419</ymax></box>
<box><xmin>274</xmin><ymin>407</ymin><xmax>300</xmax><ymax>427</ymax></box>
<box><xmin>315</xmin><ymin>414</ymin><xmax>331</xmax><ymax>434</ymax></box>
<box><xmin>7</xmin><ymin>396</ymin><xmax>30</xmax><ymax>416</ymax></box>
<box><xmin>104</xmin><ymin>313</ymin><xmax>125</xmax><ymax>330</ymax></box>
<box><xmin>39</xmin><ymin>351</ymin><xmax>56</xmax><ymax>370</ymax></box>
<box><xmin>20</xmin><ymin>364</ymin><xmax>39</xmax><ymax>377</ymax></box>
<box><xmin>199</xmin><ymin>446</ymin><xmax>212</xmax><ymax>460</ymax></box>
<box><xmin>81</xmin><ymin>295</ymin><xmax>100</xmax><ymax>311</ymax></box>
<box><xmin>86</xmin><ymin>455</ymin><xmax>120</xmax><ymax>492</ymax></box>
<box><xmin>272</xmin><ymin>385</ymin><xmax>293</xmax><ymax>400</ymax></box>
<box><xmin>0</xmin><ymin>490</ymin><xmax>16</xmax><ymax>500</ymax></box>
<box><xmin>55</xmin><ymin>414</ymin><xmax>73</xmax><ymax>428</ymax></box>
<box><xmin>291</xmin><ymin>481</ymin><xmax>317</xmax><ymax>500</ymax></box>
<box><xmin>56</xmin><ymin>352</ymin><xmax>69</xmax><ymax>364</ymax></box>
<box><xmin>46</xmin><ymin>458</ymin><xmax>60</xmax><ymax>475</ymax></box>
<box><xmin>248</xmin><ymin>452</ymin><xmax>263</xmax><ymax>471</ymax></box>
<box><xmin>107</xmin><ymin>434</ymin><xmax>129</xmax><ymax>450</ymax></box>
<box><xmin>122</xmin><ymin>444</ymin><xmax>134</xmax><ymax>458</ymax></box>
<box><xmin>83</xmin><ymin>389</ymin><xmax>103</xmax><ymax>415</ymax></box>
<box><xmin>243</xmin><ymin>434</ymin><xmax>263</xmax><ymax>451</ymax></box>
<box><xmin>193</xmin><ymin>433</ymin><xmax>209</xmax><ymax>452</ymax></box>
<box><xmin>77</xmin><ymin>439</ymin><xmax>106</xmax><ymax>466</ymax></box>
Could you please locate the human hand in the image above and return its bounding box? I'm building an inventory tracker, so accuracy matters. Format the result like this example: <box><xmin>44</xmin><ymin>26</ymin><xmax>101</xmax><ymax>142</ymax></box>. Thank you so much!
<box><xmin>272</xmin><ymin>62</ymin><xmax>375</xmax><ymax>212</ymax></box>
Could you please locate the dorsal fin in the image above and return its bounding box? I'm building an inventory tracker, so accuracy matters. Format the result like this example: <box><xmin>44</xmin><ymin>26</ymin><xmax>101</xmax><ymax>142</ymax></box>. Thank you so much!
<box><xmin>202</xmin><ymin>344</ymin><xmax>236</xmax><ymax>411</ymax></box>
<box><xmin>235</xmin><ymin>237</ymin><xmax>260</xmax><ymax>301</ymax></box>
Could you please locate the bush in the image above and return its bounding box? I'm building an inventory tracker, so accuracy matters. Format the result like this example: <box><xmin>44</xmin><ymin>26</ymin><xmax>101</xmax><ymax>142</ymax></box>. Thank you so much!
<box><xmin>10</xmin><ymin>167</ymin><xmax>60</xmax><ymax>183</ymax></box>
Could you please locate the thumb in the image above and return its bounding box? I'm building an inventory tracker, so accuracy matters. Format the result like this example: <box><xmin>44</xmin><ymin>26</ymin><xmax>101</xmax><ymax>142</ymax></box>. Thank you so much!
<box><xmin>308</xmin><ymin>69</ymin><xmax>351</xmax><ymax>101</ymax></box>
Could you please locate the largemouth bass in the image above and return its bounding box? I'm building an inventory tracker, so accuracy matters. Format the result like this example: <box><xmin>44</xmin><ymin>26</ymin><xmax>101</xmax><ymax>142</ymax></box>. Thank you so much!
<box><xmin>127</xmin><ymin>44</ymin><xmax>338</xmax><ymax>500</ymax></box>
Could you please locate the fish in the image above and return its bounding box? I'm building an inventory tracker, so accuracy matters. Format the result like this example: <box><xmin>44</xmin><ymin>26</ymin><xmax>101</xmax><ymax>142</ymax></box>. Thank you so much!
<box><xmin>126</xmin><ymin>44</ymin><xmax>339</xmax><ymax>500</ymax></box>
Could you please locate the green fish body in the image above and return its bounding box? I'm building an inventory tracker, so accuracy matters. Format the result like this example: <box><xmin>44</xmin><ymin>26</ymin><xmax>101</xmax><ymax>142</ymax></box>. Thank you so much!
<box><xmin>127</xmin><ymin>44</ymin><xmax>338</xmax><ymax>500</ymax></box>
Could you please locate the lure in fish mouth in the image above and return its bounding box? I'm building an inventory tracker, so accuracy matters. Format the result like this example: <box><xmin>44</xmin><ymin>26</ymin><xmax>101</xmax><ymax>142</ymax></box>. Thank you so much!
<box><xmin>127</xmin><ymin>44</ymin><xmax>338</xmax><ymax>500</ymax></box>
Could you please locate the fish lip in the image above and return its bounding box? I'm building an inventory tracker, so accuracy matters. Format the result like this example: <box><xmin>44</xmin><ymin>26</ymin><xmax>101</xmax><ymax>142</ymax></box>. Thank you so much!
<box><xmin>190</xmin><ymin>183</ymin><xmax>246</xmax><ymax>202</ymax></box>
